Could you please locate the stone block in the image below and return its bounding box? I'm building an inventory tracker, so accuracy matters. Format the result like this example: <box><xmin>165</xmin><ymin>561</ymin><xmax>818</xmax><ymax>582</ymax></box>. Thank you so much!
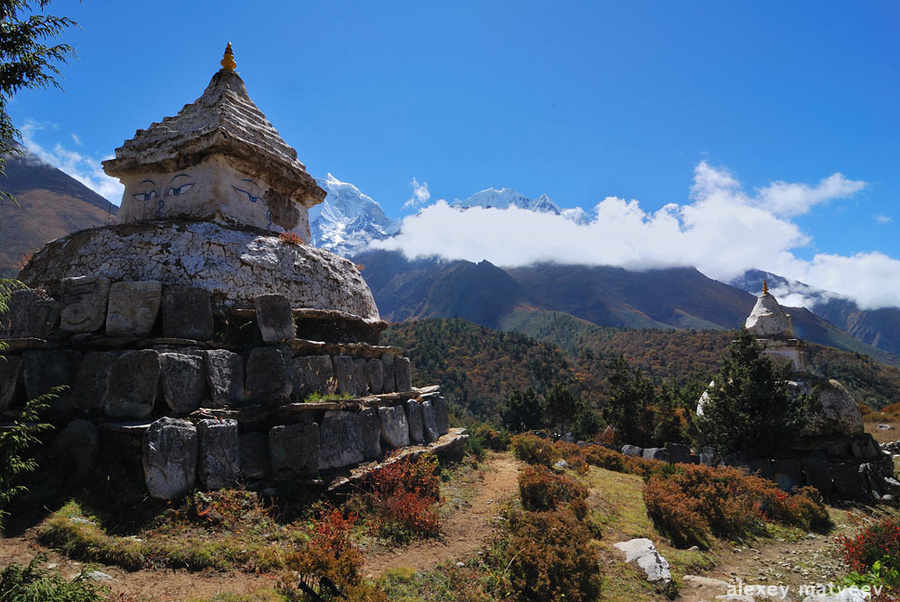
<box><xmin>204</xmin><ymin>349</ymin><xmax>244</xmax><ymax>408</ymax></box>
<box><xmin>422</xmin><ymin>400</ymin><xmax>440</xmax><ymax>443</ymax></box>
<box><xmin>699</xmin><ymin>446</ymin><xmax>716</xmax><ymax>466</ymax></box>
<box><xmin>71</xmin><ymin>351</ymin><xmax>122</xmax><ymax>412</ymax></box>
<box><xmin>269</xmin><ymin>422</ymin><xmax>319</xmax><ymax>480</ymax></box>
<box><xmin>432</xmin><ymin>395</ymin><xmax>450</xmax><ymax>435</ymax></box>
<box><xmin>831</xmin><ymin>462</ymin><xmax>870</xmax><ymax>500</ymax></box>
<box><xmin>245</xmin><ymin>346</ymin><xmax>291</xmax><ymax>406</ymax></box>
<box><xmin>240</xmin><ymin>432</ymin><xmax>269</xmax><ymax>480</ymax></box>
<box><xmin>749</xmin><ymin>458</ymin><xmax>775</xmax><ymax>481</ymax></box>
<box><xmin>59</xmin><ymin>275</ymin><xmax>110</xmax><ymax>333</ymax></box>
<box><xmin>643</xmin><ymin>448</ymin><xmax>667</xmax><ymax>461</ymax></box>
<box><xmin>366</xmin><ymin>358</ymin><xmax>384</xmax><ymax>395</ymax></box>
<box><xmin>292</xmin><ymin>355</ymin><xmax>336</xmax><ymax>401</ymax></box>
<box><xmin>394</xmin><ymin>357</ymin><xmax>412</xmax><ymax>392</ymax></box>
<box><xmin>319</xmin><ymin>411</ymin><xmax>364</xmax><ymax>470</ymax></box>
<box><xmin>381</xmin><ymin>354</ymin><xmax>395</xmax><ymax>393</ymax></box>
<box><xmin>143</xmin><ymin>417</ymin><xmax>198</xmax><ymax>499</ymax></box>
<box><xmin>105</xmin><ymin>350</ymin><xmax>159</xmax><ymax>419</ymax></box>
<box><xmin>4</xmin><ymin>289</ymin><xmax>59</xmax><ymax>338</ymax></box>
<box><xmin>622</xmin><ymin>444</ymin><xmax>643</xmax><ymax>457</ymax></box>
<box><xmin>105</xmin><ymin>280</ymin><xmax>162</xmax><ymax>337</ymax></box>
<box><xmin>0</xmin><ymin>355</ymin><xmax>23</xmax><ymax>412</ymax></box>
<box><xmin>159</xmin><ymin>352</ymin><xmax>207</xmax><ymax>414</ymax></box>
<box><xmin>405</xmin><ymin>399</ymin><xmax>425</xmax><ymax>444</ymax></box>
<box><xmin>354</xmin><ymin>358</ymin><xmax>369</xmax><ymax>396</ymax></box>
<box><xmin>51</xmin><ymin>419</ymin><xmax>99</xmax><ymax>481</ymax></box>
<box><xmin>665</xmin><ymin>443</ymin><xmax>691</xmax><ymax>464</ymax></box>
<box><xmin>254</xmin><ymin>294</ymin><xmax>295</xmax><ymax>343</ymax></box>
<box><xmin>162</xmin><ymin>286</ymin><xmax>214</xmax><ymax>340</ymax></box>
<box><xmin>23</xmin><ymin>349</ymin><xmax>80</xmax><ymax>416</ymax></box>
<box><xmin>332</xmin><ymin>355</ymin><xmax>357</xmax><ymax>397</ymax></box>
<box><xmin>360</xmin><ymin>407</ymin><xmax>382</xmax><ymax>460</ymax></box>
<box><xmin>198</xmin><ymin>419</ymin><xmax>240</xmax><ymax>490</ymax></box>
<box><xmin>802</xmin><ymin>458</ymin><xmax>833</xmax><ymax>497</ymax></box>
<box><xmin>379</xmin><ymin>405</ymin><xmax>410</xmax><ymax>448</ymax></box>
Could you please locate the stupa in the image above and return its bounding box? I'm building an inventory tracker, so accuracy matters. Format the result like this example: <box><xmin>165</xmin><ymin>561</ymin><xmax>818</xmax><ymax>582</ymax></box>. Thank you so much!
<box><xmin>0</xmin><ymin>46</ymin><xmax>455</xmax><ymax>500</ymax></box>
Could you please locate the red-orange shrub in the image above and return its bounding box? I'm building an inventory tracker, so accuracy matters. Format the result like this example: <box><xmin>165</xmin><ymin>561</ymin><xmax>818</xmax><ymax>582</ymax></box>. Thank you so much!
<box><xmin>358</xmin><ymin>455</ymin><xmax>441</xmax><ymax>541</ymax></box>
<box><xmin>511</xmin><ymin>434</ymin><xmax>558</xmax><ymax>466</ymax></box>
<box><xmin>518</xmin><ymin>465</ymin><xmax>588</xmax><ymax>517</ymax></box>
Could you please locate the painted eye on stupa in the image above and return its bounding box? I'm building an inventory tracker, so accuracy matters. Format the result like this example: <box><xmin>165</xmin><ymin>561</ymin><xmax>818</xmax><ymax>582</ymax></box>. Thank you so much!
<box><xmin>232</xmin><ymin>183</ymin><xmax>263</xmax><ymax>204</ymax></box>
<box><xmin>132</xmin><ymin>190</ymin><xmax>158</xmax><ymax>202</ymax></box>
<box><xmin>166</xmin><ymin>183</ymin><xmax>194</xmax><ymax>197</ymax></box>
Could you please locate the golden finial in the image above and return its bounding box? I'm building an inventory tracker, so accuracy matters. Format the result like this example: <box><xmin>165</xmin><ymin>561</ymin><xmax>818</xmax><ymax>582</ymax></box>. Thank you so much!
<box><xmin>762</xmin><ymin>279</ymin><xmax>769</xmax><ymax>295</ymax></box>
<box><xmin>221</xmin><ymin>42</ymin><xmax>236</xmax><ymax>71</ymax></box>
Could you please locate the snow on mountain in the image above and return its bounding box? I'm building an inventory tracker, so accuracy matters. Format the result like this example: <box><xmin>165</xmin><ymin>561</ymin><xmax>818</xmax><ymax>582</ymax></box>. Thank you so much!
<box><xmin>451</xmin><ymin>187</ymin><xmax>561</xmax><ymax>214</ymax></box>
<box><xmin>310</xmin><ymin>173</ymin><xmax>399</xmax><ymax>256</ymax></box>
<box><xmin>729</xmin><ymin>269</ymin><xmax>844</xmax><ymax>310</ymax></box>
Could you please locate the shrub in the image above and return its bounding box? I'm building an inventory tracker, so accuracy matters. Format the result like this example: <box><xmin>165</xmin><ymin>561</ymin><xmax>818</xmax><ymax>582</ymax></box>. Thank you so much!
<box><xmin>504</xmin><ymin>509</ymin><xmax>601</xmax><ymax>602</ymax></box>
<box><xmin>357</xmin><ymin>454</ymin><xmax>441</xmax><ymax>541</ymax></box>
<box><xmin>841</xmin><ymin>518</ymin><xmax>900</xmax><ymax>577</ymax></box>
<box><xmin>518</xmin><ymin>465</ymin><xmax>588</xmax><ymax>516</ymax></box>
<box><xmin>0</xmin><ymin>553</ymin><xmax>109</xmax><ymax>602</ymax></box>
<box><xmin>511</xmin><ymin>434</ymin><xmax>557</xmax><ymax>466</ymax></box>
<box><xmin>470</xmin><ymin>423</ymin><xmax>511</xmax><ymax>452</ymax></box>
<box><xmin>644</xmin><ymin>464</ymin><xmax>831</xmax><ymax>549</ymax></box>
<box><xmin>278</xmin><ymin>232</ymin><xmax>304</xmax><ymax>246</ymax></box>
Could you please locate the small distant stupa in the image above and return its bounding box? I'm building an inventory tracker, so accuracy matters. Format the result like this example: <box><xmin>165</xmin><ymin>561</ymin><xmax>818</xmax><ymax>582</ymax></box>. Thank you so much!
<box><xmin>744</xmin><ymin>280</ymin><xmax>807</xmax><ymax>372</ymax></box>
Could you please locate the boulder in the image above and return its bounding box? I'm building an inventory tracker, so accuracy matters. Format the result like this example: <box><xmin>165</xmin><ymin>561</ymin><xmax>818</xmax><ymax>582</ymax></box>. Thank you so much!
<box><xmin>254</xmin><ymin>294</ymin><xmax>295</xmax><ymax>343</ymax></box>
<box><xmin>432</xmin><ymin>395</ymin><xmax>450</xmax><ymax>435</ymax></box>
<box><xmin>71</xmin><ymin>351</ymin><xmax>123</xmax><ymax>412</ymax></box>
<box><xmin>105</xmin><ymin>350</ymin><xmax>160</xmax><ymax>419</ymax></box>
<box><xmin>269</xmin><ymin>422</ymin><xmax>319</xmax><ymax>480</ymax></box>
<box><xmin>405</xmin><ymin>399</ymin><xmax>425</xmax><ymax>444</ymax></box>
<box><xmin>801</xmin><ymin>586</ymin><xmax>876</xmax><ymax>602</ymax></box>
<box><xmin>143</xmin><ymin>417</ymin><xmax>198</xmax><ymax>499</ymax></box>
<box><xmin>204</xmin><ymin>349</ymin><xmax>244</xmax><ymax>408</ymax></box>
<box><xmin>665</xmin><ymin>442</ymin><xmax>691</xmax><ymax>464</ymax></box>
<box><xmin>318</xmin><ymin>411</ymin><xmax>364</xmax><ymax>470</ymax></box>
<box><xmin>621</xmin><ymin>444</ymin><xmax>643</xmax><ymax>457</ymax></box>
<box><xmin>245</xmin><ymin>346</ymin><xmax>292</xmax><ymax>406</ymax></box>
<box><xmin>51</xmin><ymin>419</ymin><xmax>99</xmax><ymax>480</ymax></box>
<box><xmin>4</xmin><ymin>288</ymin><xmax>60</xmax><ymax>338</ymax></box>
<box><xmin>359</xmin><ymin>407</ymin><xmax>382</xmax><ymax>460</ymax></box>
<box><xmin>292</xmin><ymin>355</ymin><xmax>336</xmax><ymax>401</ymax></box>
<box><xmin>0</xmin><ymin>355</ymin><xmax>23</xmax><ymax>412</ymax></box>
<box><xmin>643</xmin><ymin>448</ymin><xmax>667</xmax><ymax>461</ymax></box>
<box><xmin>354</xmin><ymin>358</ymin><xmax>369</xmax><ymax>396</ymax></box>
<box><xmin>239</xmin><ymin>432</ymin><xmax>269</xmax><ymax>480</ymax></box>
<box><xmin>332</xmin><ymin>355</ymin><xmax>357</xmax><ymax>397</ymax></box>
<box><xmin>159</xmin><ymin>352</ymin><xmax>207</xmax><ymax>414</ymax></box>
<box><xmin>381</xmin><ymin>354</ymin><xmax>395</xmax><ymax>393</ymax></box>
<box><xmin>366</xmin><ymin>358</ymin><xmax>384</xmax><ymax>395</ymax></box>
<box><xmin>198</xmin><ymin>419</ymin><xmax>240</xmax><ymax>490</ymax></box>
<box><xmin>379</xmin><ymin>405</ymin><xmax>410</xmax><ymax>448</ymax></box>
<box><xmin>613</xmin><ymin>538</ymin><xmax>672</xmax><ymax>584</ymax></box>
<box><xmin>161</xmin><ymin>285</ymin><xmax>214</xmax><ymax>340</ymax></box>
<box><xmin>105</xmin><ymin>280</ymin><xmax>162</xmax><ymax>337</ymax></box>
<box><xmin>796</xmin><ymin>378</ymin><xmax>864</xmax><ymax>439</ymax></box>
<box><xmin>59</xmin><ymin>275</ymin><xmax>110</xmax><ymax>333</ymax></box>
<box><xmin>422</xmin><ymin>400</ymin><xmax>440</xmax><ymax>443</ymax></box>
<box><xmin>394</xmin><ymin>357</ymin><xmax>412</xmax><ymax>392</ymax></box>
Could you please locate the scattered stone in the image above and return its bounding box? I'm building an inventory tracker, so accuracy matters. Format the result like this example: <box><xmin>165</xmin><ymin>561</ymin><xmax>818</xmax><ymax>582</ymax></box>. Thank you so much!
<box><xmin>245</xmin><ymin>346</ymin><xmax>291</xmax><ymax>406</ymax></box>
<box><xmin>422</xmin><ymin>399</ymin><xmax>440</xmax><ymax>443</ymax></box>
<box><xmin>105</xmin><ymin>280</ymin><xmax>162</xmax><ymax>337</ymax></box>
<box><xmin>83</xmin><ymin>570</ymin><xmax>115</xmax><ymax>581</ymax></box>
<box><xmin>105</xmin><ymin>350</ymin><xmax>160</xmax><ymax>419</ymax></box>
<box><xmin>665</xmin><ymin>442</ymin><xmax>691</xmax><ymax>464</ymax></box>
<box><xmin>878</xmin><ymin>424</ymin><xmax>895</xmax><ymax>430</ymax></box>
<box><xmin>359</xmin><ymin>407</ymin><xmax>382</xmax><ymax>460</ymax></box>
<box><xmin>367</xmin><ymin>358</ymin><xmax>384</xmax><ymax>394</ymax></box>
<box><xmin>239</xmin><ymin>432</ymin><xmax>269</xmax><ymax>480</ymax></box>
<box><xmin>801</xmin><ymin>586</ymin><xmax>872</xmax><ymax>602</ymax></box>
<box><xmin>254</xmin><ymin>294</ymin><xmax>295</xmax><ymax>343</ymax></box>
<box><xmin>354</xmin><ymin>358</ymin><xmax>369</xmax><ymax>396</ymax></box>
<box><xmin>0</xmin><ymin>355</ymin><xmax>23</xmax><ymax>412</ymax></box>
<box><xmin>394</xmin><ymin>357</ymin><xmax>412</xmax><ymax>392</ymax></box>
<box><xmin>198</xmin><ymin>419</ymin><xmax>240</xmax><ymax>490</ymax></box>
<box><xmin>204</xmin><ymin>349</ymin><xmax>244</xmax><ymax>408</ymax></box>
<box><xmin>162</xmin><ymin>286</ymin><xmax>214</xmax><ymax>340</ymax></box>
<box><xmin>432</xmin><ymin>395</ymin><xmax>450</xmax><ymax>435</ymax></box>
<box><xmin>332</xmin><ymin>355</ymin><xmax>357</xmax><ymax>397</ymax></box>
<box><xmin>158</xmin><ymin>352</ymin><xmax>207</xmax><ymax>414</ymax></box>
<box><xmin>292</xmin><ymin>355</ymin><xmax>336</xmax><ymax>400</ymax></box>
<box><xmin>143</xmin><ymin>417</ymin><xmax>198</xmax><ymax>499</ymax></box>
<box><xmin>379</xmin><ymin>405</ymin><xmax>410</xmax><ymax>448</ymax></box>
<box><xmin>642</xmin><ymin>448</ymin><xmax>667</xmax><ymax>461</ymax></box>
<box><xmin>319</xmin><ymin>411</ymin><xmax>364</xmax><ymax>470</ymax></box>
<box><xmin>51</xmin><ymin>419</ymin><xmax>99</xmax><ymax>480</ymax></box>
<box><xmin>4</xmin><ymin>288</ymin><xmax>60</xmax><ymax>338</ymax></box>
<box><xmin>554</xmin><ymin>459</ymin><xmax>569</xmax><ymax>470</ymax></box>
<box><xmin>405</xmin><ymin>399</ymin><xmax>425</xmax><ymax>444</ymax></box>
<box><xmin>612</xmin><ymin>538</ymin><xmax>671</xmax><ymax>583</ymax></box>
<box><xmin>59</xmin><ymin>275</ymin><xmax>110</xmax><ymax>333</ymax></box>
<box><xmin>269</xmin><ymin>422</ymin><xmax>319</xmax><ymax>480</ymax></box>
<box><xmin>622</xmin><ymin>444</ymin><xmax>643</xmax><ymax>457</ymax></box>
<box><xmin>381</xmin><ymin>354</ymin><xmax>395</xmax><ymax>393</ymax></box>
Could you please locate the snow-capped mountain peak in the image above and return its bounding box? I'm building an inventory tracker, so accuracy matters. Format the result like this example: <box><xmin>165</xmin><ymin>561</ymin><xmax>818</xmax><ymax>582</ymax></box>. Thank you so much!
<box><xmin>451</xmin><ymin>187</ymin><xmax>561</xmax><ymax>214</ymax></box>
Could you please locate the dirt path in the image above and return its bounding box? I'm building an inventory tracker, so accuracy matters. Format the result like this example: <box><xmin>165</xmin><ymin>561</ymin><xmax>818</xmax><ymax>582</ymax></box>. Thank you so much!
<box><xmin>361</xmin><ymin>454</ymin><xmax>522</xmax><ymax>579</ymax></box>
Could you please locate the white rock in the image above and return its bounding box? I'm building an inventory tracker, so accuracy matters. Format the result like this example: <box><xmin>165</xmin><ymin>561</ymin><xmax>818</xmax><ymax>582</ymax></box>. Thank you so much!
<box><xmin>612</xmin><ymin>538</ymin><xmax>671</xmax><ymax>583</ymax></box>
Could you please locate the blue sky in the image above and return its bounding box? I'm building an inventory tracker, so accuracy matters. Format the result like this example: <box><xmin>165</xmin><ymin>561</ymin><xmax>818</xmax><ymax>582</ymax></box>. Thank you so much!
<box><xmin>11</xmin><ymin>1</ymin><xmax>900</xmax><ymax>308</ymax></box>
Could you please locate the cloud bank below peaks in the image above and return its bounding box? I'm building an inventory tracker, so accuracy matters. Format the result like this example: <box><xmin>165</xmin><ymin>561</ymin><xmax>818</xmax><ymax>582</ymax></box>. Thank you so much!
<box><xmin>374</xmin><ymin>161</ymin><xmax>900</xmax><ymax>310</ymax></box>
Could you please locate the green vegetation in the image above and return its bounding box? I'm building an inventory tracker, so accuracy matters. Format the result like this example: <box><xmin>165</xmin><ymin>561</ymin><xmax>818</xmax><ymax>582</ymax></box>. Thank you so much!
<box><xmin>0</xmin><ymin>553</ymin><xmax>108</xmax><ymax>602</ymax></box>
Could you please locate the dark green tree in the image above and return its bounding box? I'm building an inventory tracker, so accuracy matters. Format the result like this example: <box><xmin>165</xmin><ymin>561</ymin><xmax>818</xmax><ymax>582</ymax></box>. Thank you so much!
<box><xmin>694</xmin><ymin>329</ymin><xmax>810</xmax><ymax>458</ymax></box>
<box><xmin>502</xmin><ymin>388</ymin><xmax>545</xmax><ymax>432</ymax></box>
<box><xmin>603</xmin><ymin>355</ymin><xmax>657</xmax><ymax>447</ymax></box>
<box><xmin>545</xmin><ymin>383</ymin><xmax>601</xmax><ymax>440</ymax></box>
<box><xmin>1</xmin><ymin>0</ymin><xmax>77</xmax><ymax>202</ymax></box>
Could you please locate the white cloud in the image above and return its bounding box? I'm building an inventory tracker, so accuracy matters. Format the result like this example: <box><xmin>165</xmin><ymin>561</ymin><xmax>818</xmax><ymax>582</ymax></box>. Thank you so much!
<box><xmin>878</xmin><ymin>215</ymin><xmax>892</xmax><ymax>224</ymax></box>
<box><xmin>375</xmin><ymin>161</ymin><xmax>899</xmax><ymax>310</ymax></box>
<box><xmin>403</xmin><ymin>177</ymin><xmax>431</xmax><ymax>210</ymax></box>
<box><xmin>21</xmin><ymin>121</ymin><xmax>123</xmax><ymax>205</ymax></box>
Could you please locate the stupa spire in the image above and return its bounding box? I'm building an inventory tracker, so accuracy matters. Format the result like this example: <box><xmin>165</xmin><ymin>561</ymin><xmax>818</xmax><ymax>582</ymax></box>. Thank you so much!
<box><xmin>221</xmin><ymin>42</ymin><xmax>236</xmax><ymax>72</ymax></box>
<box><xmin>762</xmin><ymin>279</ymin><xmax>769</xmax><ymax>295</ymax></box>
